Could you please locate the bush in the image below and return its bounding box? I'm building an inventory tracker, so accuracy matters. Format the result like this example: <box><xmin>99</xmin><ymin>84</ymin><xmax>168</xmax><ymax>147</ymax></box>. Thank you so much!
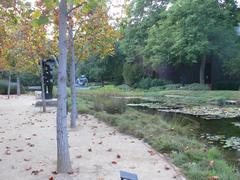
<box><xmin>181</xmin><ymin>83</ymin><xmax>210</xmax><ymax>90</ymax></box>
<box><xmin>117</xmin><ymin>84</ymin><xmax>132</xmax><ymax>91</ymax></box>
<box><xmin>212</xmin><ymin>80</ymin><xmax>240</xmax><ymax>90</ymax></box>
<box><xmin>0</xmin><ymin>80</ymin><xmax>17</xmax><ymax>94</ymax></box>
<box><xmin>93</xmin><ymin>96</ymin><xmax>127</xmax><ymax>114</ymax></box>
<box><xmin>20</xmin><ymin>73</ymin><xmax>40</xmax><ymax>87</ymax></box>
<box><xmin>163</xmin><ymin>84</ymin><xmax>182</xmax><ymax>90</ymax></box>
<box><xmin>136</xmin><ymin>78</ymin><xmax>172</xmax><ymax>89</ymax></box>
<box><xmin>122</xmin><ymin>63</ymin><xmax>144</xmax><ymax>86</ymax></box>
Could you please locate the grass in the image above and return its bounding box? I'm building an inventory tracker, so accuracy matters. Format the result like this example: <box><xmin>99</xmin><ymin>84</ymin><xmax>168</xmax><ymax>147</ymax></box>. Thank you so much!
<box><xmin>73</xmin><ymin>90</ymin><xmax>240</xmax><ymax>180</ymax></box>
<box><xmin>77</xmin><ymin>85</ymin><xmax>240</xmax><ymax>106</ymax></box>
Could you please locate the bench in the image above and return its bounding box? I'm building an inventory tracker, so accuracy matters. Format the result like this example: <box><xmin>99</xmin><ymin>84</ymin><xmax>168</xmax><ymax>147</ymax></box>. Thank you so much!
<box><xmin>120</xmin><ymin>171</ymin><xmax>138</xmax><ymax>180</ymax></box>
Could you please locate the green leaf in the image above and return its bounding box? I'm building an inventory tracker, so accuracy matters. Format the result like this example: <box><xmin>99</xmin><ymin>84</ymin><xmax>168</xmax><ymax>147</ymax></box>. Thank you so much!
<box><xmin>38</xmin><ymin>15</ymin><xmax>49</xmax><ymax>25</ymax></box>
<box><xmin>32</xmin><ymin>10</ymin><xmax>41</xmax><ymax>19</ymax></box>
<box><xmin>31</xmin><ymin>19</ymin><xmax>39</xmax><ymax>27</ymax></box>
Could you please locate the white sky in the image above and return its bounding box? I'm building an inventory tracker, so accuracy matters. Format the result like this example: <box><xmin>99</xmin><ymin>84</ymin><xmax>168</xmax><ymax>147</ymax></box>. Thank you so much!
<box><xmin>24</xmin><ymin>0</ymin><xmax>126</xmax><ymax>19</ymax></box>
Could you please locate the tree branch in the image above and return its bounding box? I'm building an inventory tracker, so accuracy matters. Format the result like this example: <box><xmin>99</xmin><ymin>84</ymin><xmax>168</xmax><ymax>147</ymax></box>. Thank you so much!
<box><xmin>67</xmin><ymin>2</ymin><xmax>87</xmax><ymax>15</ymax></box>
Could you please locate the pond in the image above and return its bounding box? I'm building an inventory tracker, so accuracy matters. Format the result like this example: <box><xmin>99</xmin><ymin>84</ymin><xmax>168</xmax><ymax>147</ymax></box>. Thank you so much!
<box><xmin>126</xmin><ymin>98</ymin><xmax>240</xmax><ymax>170</ymax></box>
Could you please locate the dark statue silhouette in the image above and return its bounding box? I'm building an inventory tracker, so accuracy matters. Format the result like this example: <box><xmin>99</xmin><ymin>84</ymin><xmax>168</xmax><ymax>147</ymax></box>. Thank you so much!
<box><xmin>40</xmin><ymin>58</ymin><xmax>56</xmax><ymax>99</ymax></box>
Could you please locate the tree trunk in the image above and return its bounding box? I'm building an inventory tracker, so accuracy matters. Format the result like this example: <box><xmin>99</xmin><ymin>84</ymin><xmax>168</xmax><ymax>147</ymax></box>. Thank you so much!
<box><xmin>16</xmin><ymin>73</ymin><xmax>21</xmax><ymax>96</ymax></box>
<box><xmin>101</xmin><ymin>76</ymin><xmax>104</xmax><ymax>87</ymax></box>
<box><xmin>56</xmin><ymin>0</ymin><xmax>72</xmax><ymax>173</ymax></box>
<box><xmin>40</xmin><ymin>60</ymin><xmax>46</xmax><ymax>113</ymax></box>
<box><xmin>7</xmin><ymin>72</ymin><xmax>11</xmax><ymax>99</ymax></box>
<box><xmin>69</xmin><ymin>2</ymin><xmax>77</xmax><ymax>128</ymax></box>
<box><xmin>200</xmin><ymin>56</ymin><xmax>206</xmax><ymax>84</ymax></box>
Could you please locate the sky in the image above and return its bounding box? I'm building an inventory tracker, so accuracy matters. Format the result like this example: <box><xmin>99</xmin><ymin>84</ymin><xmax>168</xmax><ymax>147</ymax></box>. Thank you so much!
<box><xmin>25</xmin><ymin>0</ymin><xmax>126</xmax><ymax>19</ymax></box>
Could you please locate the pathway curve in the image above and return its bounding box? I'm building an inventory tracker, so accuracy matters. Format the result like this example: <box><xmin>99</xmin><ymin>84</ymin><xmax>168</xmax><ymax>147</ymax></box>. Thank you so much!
<box><xmin>0</xmin><ymin>95</ymin><xmax>185</xmax><ymax>180</ymax></box>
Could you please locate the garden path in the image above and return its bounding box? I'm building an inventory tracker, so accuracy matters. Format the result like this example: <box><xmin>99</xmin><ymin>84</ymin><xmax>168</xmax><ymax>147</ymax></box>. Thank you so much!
<box><xmin>0</xmin><ymin>95</ymin><xmax>185</xmax><ymax>180</ymax></box>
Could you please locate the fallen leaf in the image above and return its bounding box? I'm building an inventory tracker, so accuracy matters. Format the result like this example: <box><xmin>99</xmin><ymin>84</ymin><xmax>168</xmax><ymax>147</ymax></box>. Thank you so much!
<box><xmin>98</xmin><ymin>141</ymin><xmax>103</xmax><ymax>145</ymax></box>
<box><xmin>208</xmin><ymin>176</ymin><xmax>219</xmax><ymax>180</ymax></box>
<box><xmin>209</xmin><ymin>160</ymin><xmax>215</xmax><ymax>168</ymax></box>
<box><xmin>76</xmin><ymin>155</ymin><xmax>82</xmax><ymax>159</ymax></box>
<box><xmin>5</xmin><ymin>150</ymin><xmax>11</xmax><ymax>155</ymax></box>
<box><xmin>49</xmin><ymin>176</ymin><xmax>54</xmax><ymax>180</ymax></box>
<box><xmin>107</xmin><ymin>148</ymin><xmax>112</xmax><ymax>152</ymax></box>
<box><xmin>27</xmin><ymin>143</ymin><xmax>35</xmax><ymax>147</ymax></box>
<box><xmin>68</xmin><ymin>170</ymin><xmax>74</xmax><ymax>175</ymax></box>
<box><xmin>52</xmin><ymin>171</ymin><xmax>58</xmax><ymax>175</ymax></box>
<box><xmin>24</xmin><ymin>158</ymin><xmax>30</xmax><ymax>161</ymax></box>
<box><xmin>88</xmin><ymin>148</ymin><xmax>92</xmax><ymax>152</ymax></box>
<box><xmin>16</xmin><ymin>149</ymin><xmax>24</xmax><ymax>152</ymax></box>
<box><xmin>31</xmin><ymin>170</ymin><xmax>39</xmax><ymax>175</ymax></box>
<box><xmin>25</xmin><ymin>167</ymin><xmax>32</xmax><ymax>171</ymax></box>
<box><xmin>116</xmin><ymin>154</ymin><xmax>121</xmax><ymax>159</ymax></box>
<box><xmin>164</xmin><ymin>165</ymin><xmax>170</xmax><ymax>170</ymax></box>
<box><xmin>111</xmin><ymin>161</ymin><xmax>117</xmax><ymax>165</ymax></box>
<box><xmin>148</xmin><ymin>150</ymin><xmax>156</xmax><ymax>156</ymax></box>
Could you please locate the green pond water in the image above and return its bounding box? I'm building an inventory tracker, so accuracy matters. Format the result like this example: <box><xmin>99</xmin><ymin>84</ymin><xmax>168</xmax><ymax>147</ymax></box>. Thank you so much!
<box><xmin>127</xmin><ymin>99</ymin><xmax>240</xmax><ymax>170</ymax></box>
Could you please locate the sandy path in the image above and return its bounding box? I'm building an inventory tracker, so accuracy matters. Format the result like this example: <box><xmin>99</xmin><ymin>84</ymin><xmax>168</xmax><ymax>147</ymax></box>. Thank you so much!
<box><xmin>0</xmin><ymin>95</ymin><xmax>185</xmax><ymax>180</ymax></box>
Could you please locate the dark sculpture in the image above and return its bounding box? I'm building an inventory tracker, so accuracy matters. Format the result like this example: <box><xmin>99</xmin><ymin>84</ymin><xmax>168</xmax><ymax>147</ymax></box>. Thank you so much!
<box><xmin>41</xmin><ymin>58</ymin><xmax>56</xmax><ymax>99</ymax></box>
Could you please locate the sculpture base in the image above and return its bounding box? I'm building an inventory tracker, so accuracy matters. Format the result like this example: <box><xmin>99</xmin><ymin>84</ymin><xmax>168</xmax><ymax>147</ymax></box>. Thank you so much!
<box><xmin>35</xmin><ymin>98</ymin><xmax>58</xmax><ymax>107</ymax></box>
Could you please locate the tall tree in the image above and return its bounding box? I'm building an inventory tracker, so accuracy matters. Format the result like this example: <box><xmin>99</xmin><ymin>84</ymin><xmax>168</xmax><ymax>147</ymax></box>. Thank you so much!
<box><xmin>120</xmin><ymin>0</ymin><xmax>170</xmax><ymax>62</ymax></box>
<box><xmin>68</xmin><ymin>0</ymin><xmax>77</xmax><ymax>128</ymax></box>
<box><xmin>56</xmin><ymin>0</ymin><xmax>72</xmax><ymax>173</ymax></box>
<box><xmin>145</xmin><ymin>0</ymin><xmax>240</xmax><ymax>84</ymax></box>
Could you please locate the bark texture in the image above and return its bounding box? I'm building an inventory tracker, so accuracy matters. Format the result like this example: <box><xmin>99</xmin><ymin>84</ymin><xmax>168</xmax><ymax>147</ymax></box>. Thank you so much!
<box><xmin>40</xmin><ymin>60</ymin><xmax>46</xmax><ymax>112</ymax></box>
<box><xmin>7</xmin><ymin>72</ymin><xmax>11</xmax><ymax>99</ymax></box>
<box><xmin>69</xmin><ymin>2</ymin><xmax>77</xmax><ymax>128</ymax></box>
<box><xmin>57</xmin><ymin>0</ymin><xmax>72</xmax><ymax>173</ymax></box>
<box><xmin>200</xmin><ymin>56</ymin><xmax>206</xmax><ymax>84</ymax></box>
<box><xmin>16</xmin><ymin>73</ymin><xmax>20</xmax><ymax>96</ymax></box>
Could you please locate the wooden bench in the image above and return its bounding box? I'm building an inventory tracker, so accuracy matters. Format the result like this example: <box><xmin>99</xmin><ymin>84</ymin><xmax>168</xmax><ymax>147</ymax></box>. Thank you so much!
<box><xmin>120</xmin><ymin>171</ymin><xmax>138</xmax><ymax>180</ymax></box>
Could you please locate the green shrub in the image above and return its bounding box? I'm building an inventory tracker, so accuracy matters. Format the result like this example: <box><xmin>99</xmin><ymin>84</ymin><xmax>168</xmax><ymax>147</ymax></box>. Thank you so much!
<box><xmin>122</xmin><ymin>63</ymin><xmax>144</xmax><ymax>86</ymax></box>
<box><xmin>0</xmin><ymin>80</ymin><xmax>18</xmax><ymax>94</ymax></box>
<box><xmin>181</xmin><ymin>83</ymin><xmax>210</xmax><ymax>90</ymax></box>
<box><xmin>117</xmin><ymin>84</ymin><xmax>132</xmax><ymax>91</ymax></box>
<box><xmin>20</xmin><ymin>73</ymin><xmax>41</xmax><ymax>86</ymax></box>
<box><xmin>212</xmin><ymin>80</ymin><xmax>240</xmax><ymax>90</ymax></box>
<box><xmin>163</xmin><ymin>84</ymin><xmax>182</xmax><ymax>90</ymax></box>
<box><xmin>136</xmin><ymin>78</ymin><xmax>172</xmax><ymax>89</ymax></box>
<box><xmin>93</xmin><ymin>96</ymin><xmax>127</xmax><ymax>114</ymax></box>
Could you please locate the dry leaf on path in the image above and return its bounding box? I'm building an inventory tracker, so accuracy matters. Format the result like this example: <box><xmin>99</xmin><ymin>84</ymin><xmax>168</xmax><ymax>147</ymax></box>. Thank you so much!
<box><xmin>107</xmin><ymin>148</ymin><xmax>112</xmax><ymax>152</ymax></box>
<box><xmin>76</xmin><ymin>155</ymin><xmax>82</xmax><ymax>159</ymax></box>
<box><xmin>208</xmin><ymin>176</ymin><xmax>219</xmax><ymax>180</ymax></box>
<box><xmin>164</xmin><ymin>165</ymin><xmax>170</xmax><ymax>170</ymax></box>
<box><xmin>16</xmin><ymin>149</ymin><xmax>24</xmax><ymax>152</ymax></box>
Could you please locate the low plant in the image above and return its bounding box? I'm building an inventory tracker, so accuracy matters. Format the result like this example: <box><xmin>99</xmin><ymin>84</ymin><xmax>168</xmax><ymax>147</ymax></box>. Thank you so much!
<box><xmin>0</xmin><ymin>80</ymin><xmax>20</xmax><ymax>94</ymax></box>
<box><xmin>93</xmin><ymin>96</ymin><xmax>127</xmax><ymax>114</ymax></box>
<box><xmin>136</xmin><ymin>78</ymin><xmax>172</xmax><ymax>89</ymax></box>
<box><xmin>181</xmin><ymin>83</ymin><xmax>210</xmax><ymax>90</ymax></box>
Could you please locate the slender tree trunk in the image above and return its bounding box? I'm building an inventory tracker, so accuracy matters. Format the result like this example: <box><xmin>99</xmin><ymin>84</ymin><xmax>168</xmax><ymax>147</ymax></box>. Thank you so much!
<box><xmin>40</xmin><ymin>60</ymin><xmax>46</xmax><ymax>112</ymax></box>
<box><xmin>7</xmin><ymin>72</ymin><xmax>11</xmax><ymax>99</ymax></box>
<box><xmin>200</xmin><ymin>56</ymin><xmax>206</xmax><ymax>84</ymax></box>
<box><xmin>69</xmin><ymin>1</ymin><xmax>77</xmax><ymax>128</ymax></box>
<box><xmin>57</xmin><ymin>0</ymin><xmax>72</xmax><ymax>173</ymax></box>
<box><xmin>16</xmin><ymin>73</ymin><xmax>21</xmax><ymax>96</ymax></box>
<box><xmin>101</xmin><ymin>76</ymin><xmax>104</xmax><ymax>87</ymax></box>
